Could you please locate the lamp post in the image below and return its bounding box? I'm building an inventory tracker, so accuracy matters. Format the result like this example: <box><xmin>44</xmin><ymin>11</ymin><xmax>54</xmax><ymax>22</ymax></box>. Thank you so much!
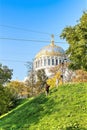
<box><xmin>61</xmin><ymin>61</ymin><xmax>64</xmax><ymax>84</ymax></box>
<box><xmin>61</xmin><ymin>58</ymin><xmax>67</xmax><ymax>84</ymax></box>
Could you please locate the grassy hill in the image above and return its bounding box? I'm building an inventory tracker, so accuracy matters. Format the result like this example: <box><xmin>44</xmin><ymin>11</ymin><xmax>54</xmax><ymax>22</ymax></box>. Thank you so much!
<box><xmin>0</xmin><ymin>83</ymin><xmax>87</xmax><ymax>130</ymax></box>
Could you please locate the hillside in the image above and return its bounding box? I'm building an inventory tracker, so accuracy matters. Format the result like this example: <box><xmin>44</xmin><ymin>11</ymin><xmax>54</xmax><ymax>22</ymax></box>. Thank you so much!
<box><xmin>0</xmin><ymin>83</ymin><xmax>87</xmax><ymax>130</ymax></box>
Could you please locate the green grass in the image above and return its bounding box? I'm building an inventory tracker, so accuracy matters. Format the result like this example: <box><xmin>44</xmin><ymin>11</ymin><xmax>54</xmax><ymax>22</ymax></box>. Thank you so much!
<box><xmin>0</xmin><ymin>83</ymin><xmax>87</xmax><ymax>130</ymax></box>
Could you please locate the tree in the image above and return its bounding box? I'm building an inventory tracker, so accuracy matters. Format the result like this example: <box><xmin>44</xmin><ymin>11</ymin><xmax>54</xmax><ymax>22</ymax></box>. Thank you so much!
<box><xmin>49</xmin><ymin>62</ymin><xmax>74</xmax><ymax>83</ymax></box>
<box><xmin>60</xmin><ymin>11</ymin><xmax>87</xmax><ymax>71</ymax></box>
<box><xmin>0</xmin><ymin>84</ymin><xmax>12</xmax><ymax>115</ymax></box>
<box><xmin>47</xmin><ymin>72</ymin><xmax>62</xmax><ymax>87</ymax></box>
<box><xmin>0</xmin><ymin>64</ymin><xmax>13</xmax><ymax>115</ymax></box>
<box><xmin>25</xmin><ymin>61</ymin><xmax>36</xmax><ymax>96</ymax></box>
<box><xmin>36</xmin><ymin>69</ymin><xmax>48</xmax><ymax>88</ymax></box>
<box><xmin>35</xmin><ymin>69</ymin><xmax>48</xmax><ymax>95</ymax></box>
<box><xmin>6</xmin><ymin>80</ymin><xmax>28</xmax><ymax>100</ymax></box>
<box><xmin>0</xmin><ymin>64</ymin><xmax>13</xmax><ymax>84</ymax></box>
<box><xmin>72</xmin><ymin>69</ymin><xmax>87</xmax><ymax>82</ymax></box>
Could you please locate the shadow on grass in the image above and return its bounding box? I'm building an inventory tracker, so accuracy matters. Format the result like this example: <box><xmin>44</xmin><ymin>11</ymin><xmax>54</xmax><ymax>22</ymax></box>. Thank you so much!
<box><xmin>0</xmin><ymin>93</ymin><xmax>53</xmax><ymax>130</ymax></box>
<box><xmin>0</xmin><ymin>85</ymin><xmax>87</xmax><ymax>130</ymax></box>
<box><xmin>66</xmin><ymin>126</ymin><xmax>87</xmax><ymax>130</ymax></box>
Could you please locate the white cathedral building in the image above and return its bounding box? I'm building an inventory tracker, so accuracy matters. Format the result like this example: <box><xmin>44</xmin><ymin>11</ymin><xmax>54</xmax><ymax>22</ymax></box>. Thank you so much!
<box><xmin>33</xmin><ymin>35</ymin><xmax>67</xmax><ymax>78</ymax></box>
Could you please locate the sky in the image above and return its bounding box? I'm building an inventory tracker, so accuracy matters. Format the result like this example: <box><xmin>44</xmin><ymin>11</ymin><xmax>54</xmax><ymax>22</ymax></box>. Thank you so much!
<box><xmin>0</xmin><ymin>0</ymin><xmax>87</xmax><ymax>81</ymax></box>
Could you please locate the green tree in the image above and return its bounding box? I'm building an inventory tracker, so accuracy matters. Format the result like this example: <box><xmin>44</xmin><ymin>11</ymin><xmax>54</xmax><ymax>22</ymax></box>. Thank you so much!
<box><xmin>60</xmin><ymin>11</ymin><xmax>87</xmax><ymax>71</ymax></box>
<box><xmin>0</xmin><ymin>64</ymin><xmax>13</xmax><ymax>84</ymax></box>
<box><xmin>0</xmin><ymin>84</ymin><xmax>12</xmax><ymax>115</ymax></box>
<box><xmin>0</xmin><ymin>64</ymin><xmax>13</xmax><ymax>115</ymax></box>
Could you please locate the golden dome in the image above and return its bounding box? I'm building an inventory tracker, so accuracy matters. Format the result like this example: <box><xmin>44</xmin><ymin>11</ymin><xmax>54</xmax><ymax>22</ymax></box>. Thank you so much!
<box><xmin>35</xmin><ymin>43</ymin><xmax>65</xmax><ymax>59</ymax></box>
<box><xmin>35</xmin><ymin>35</ymin><xmax>65</xmax><ymax>59</ymax></box>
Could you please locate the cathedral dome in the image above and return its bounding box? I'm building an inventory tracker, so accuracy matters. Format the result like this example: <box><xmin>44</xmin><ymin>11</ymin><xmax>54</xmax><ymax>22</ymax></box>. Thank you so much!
<box><xmin>34</xmin><ymin>35</ymin><xmax>66</xmax><ymax>78</ymax></box>
<box><xmin>35</xmin><ymin>43</ymin><xmax>65</xmax><ymax>59</ymax></box>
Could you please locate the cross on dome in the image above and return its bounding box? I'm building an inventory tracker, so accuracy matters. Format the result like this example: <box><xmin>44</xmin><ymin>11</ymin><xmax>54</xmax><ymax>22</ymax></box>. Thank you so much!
<box><xmin>50</xmin><ymin>34</ymin><xmax>55</xmax><ymax>46</ymax></box>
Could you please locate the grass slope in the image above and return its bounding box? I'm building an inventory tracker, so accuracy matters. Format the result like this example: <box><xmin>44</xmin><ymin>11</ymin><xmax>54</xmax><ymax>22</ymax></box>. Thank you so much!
<box><xmin>0</xmin><ymin>83</ymin><xmax>87</xmax><ymax>130</ymax></box>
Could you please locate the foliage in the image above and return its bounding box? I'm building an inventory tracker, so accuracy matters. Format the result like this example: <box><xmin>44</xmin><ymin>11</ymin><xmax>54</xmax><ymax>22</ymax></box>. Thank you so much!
<box><xmin>0</xmin><ymin>83</ymin><xmax>87</xmax><ymax>130</ymax></box>
<box><xmin>49</xmin><ymin>62</ymin><xmax>75</xmax><ymax>83</ymax></box>
<box><xmin>33</xmin><ymin>81</ymin><xmax>45</xmax><ymax>95</ymax></box>
<box><xmin>6</xmin><ymin>80</ymin><xmax>28</xmax><ymax>99</ymax></box>
<box><xmin>47</xmin><ymin>77</ymin><xmax>56</xmax><ymax>87</ymax></box>
<box><xmin>24</xmin><ymin>69</ymin><xmax>48</xmax><ymax>97</ymax></box>
<box><xmin>72</xmin><ymin>69</ymin><xmax>87</xmax><ymax>82</ymax></box>
<box><xmin>26</xmin><ymin>61</ymin><xmax>36</xmax><ymax>84</ymax></box>
<box><xmin>47</xmin><ymin>71</ymin><xmax>62</xmax><ymax>87</ymax></box>
<box><xmin>36</xmin><ymin>69</ymin><xmax>48</xmax><ymax>87</ymax></box>
<box><xmin>0</xmin><ymin>64</ymin><xmax>13</xmax><ymax>84</ymax></box>
<box><xmin>25</xmin><ymin>61</ymin><xmax>36</xmax><ymax>96</ymax></box>
<box><xmin>0</xmin><ymin>64</ymin><xmax>13</xmax><ymax>115</ymax></box>
<box><xmin>60</xmin><ymin>11</ymin><xmax>87</xmax><ymax>71</ymax></box>
<box><xmin>0</xmin><ymin>84</ymin><xmax>12</xmax><ymax>115</ymax></box>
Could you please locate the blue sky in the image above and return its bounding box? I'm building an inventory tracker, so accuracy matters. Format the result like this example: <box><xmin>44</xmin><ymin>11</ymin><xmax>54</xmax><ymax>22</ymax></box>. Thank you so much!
<box><xmin>0</xmin><ymin>0</ymin><xmax>87</xmax><ymax>80</ymax></box>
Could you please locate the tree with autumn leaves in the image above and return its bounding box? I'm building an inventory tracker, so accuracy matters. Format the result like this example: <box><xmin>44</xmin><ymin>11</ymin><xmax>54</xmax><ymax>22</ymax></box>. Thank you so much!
<box><xmin>6</xmin><ymin>80</ymin><xmax>29</xmax><ymax>99</ymax></box>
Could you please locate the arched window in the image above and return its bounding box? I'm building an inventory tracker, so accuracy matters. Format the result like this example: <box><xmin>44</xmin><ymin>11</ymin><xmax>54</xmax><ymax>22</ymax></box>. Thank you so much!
<box><xmin>59</xmin><ymin>59</ymin><xmax>61</xmax><ymax>64</ymax></box>
<box><xmin>36</xmin><ymin>61</ymin><xmax>37</xmax><ymax>68</ymax></box>
<box><xmin>41</xmin><ymin>59</ymin><xmax>42</xmax><ymax>66</ymax></box>
<box><xmin>56</xmin><ymin>59</ymin><xmax>58</xmax><ymax>65</ymax></box>
<box><xmin>52</xmin><ymin>58</ymin><xmax>54</xmax><ymax>65</ymax></box>
<box><xmin>48</xmin><ymin>59</ymin><xmax>50</xmax><ymax>65</ymax></box>
<box><xmin>44</xmin><ymin>59</ymin><xmax>46</xmax><ymax>66</ymax></box>
<box><xmin>38</xmin><ymin>60</ymin><xmax>40</xmax><ymax>67</ymax></box>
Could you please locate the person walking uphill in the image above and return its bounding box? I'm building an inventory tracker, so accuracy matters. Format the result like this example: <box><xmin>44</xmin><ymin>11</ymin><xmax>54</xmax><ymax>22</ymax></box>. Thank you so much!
<box><xmin>45</xmin><ymin>83</ymin><xmax>50</xmax><ymax>96</ymax></box>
